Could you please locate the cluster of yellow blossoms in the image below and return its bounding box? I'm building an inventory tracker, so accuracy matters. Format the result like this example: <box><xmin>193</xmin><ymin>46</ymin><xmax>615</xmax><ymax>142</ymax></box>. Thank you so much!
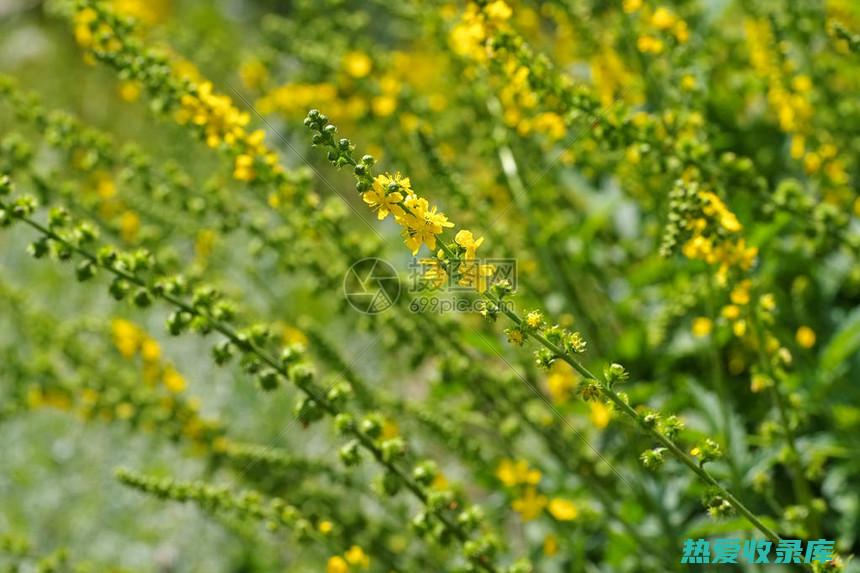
<box><xmin>745</xmin><ymin>20</ymin><xmax>813</xmax><ymax>136</ymax></box>
<box><xmin>364</xmin><ymin>172</ymin><xmax>456</xmax><ymax>256</ymax></box>
<box><xmin>326</xmin><ymin>545</ymin><xmax>370</xmax><ymax>573</ymax></box>
<box><xmin>495</xmin><ymin>458</ymin><xmax>578</xmax><ymax>523</ymax></box>
<box><xmin>681</xmin><ymin>190</ymin><xmax>758</xmax><ymax>284</ymax></box>
<box><xmin>257</xmin><ymin>82</ymin><xmax>366</xmax><ymax>123</ymax></box>
<box><xmin>745</xmin><ymin>19</ymin><xmax>849</xmax><ymax>187</ymax></box>
<box><xmin>72</xmin><ymin>5</ymin><xmax>281</xmax><ymax>185</ymax></box>
<box><xmin>111</xmin><ymin>318</ymin><xmax>187</xmax><ymax>392</ymax></box>
<box><xmin>449</xmin><ymin>1</ymin><xmax>513</xmax><ymax>62</ymax></box>
<box><xmin>111</xmin><ymin>0</ymin><xmax>171</xmax><ymax>25</ymax></box>
<box><xmin>625</xmin><ymin>4</ymin><xmax>690</xmax><ymax>54</ymax></box>
<box><xmin>173</xmin><ymin>85</ymin><xmax>279</xmax><ymax>183</ymax></box>
<box><xmin>451</xmin><ymin>2</ymin><xmax>569</xmax><ymax>145</ymax></box>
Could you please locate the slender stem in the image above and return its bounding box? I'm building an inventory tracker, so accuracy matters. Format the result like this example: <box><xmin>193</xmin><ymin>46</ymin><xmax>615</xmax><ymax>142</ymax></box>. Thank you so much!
<box><xmin>705</xmin><ymin>280</ymin><xmax>743</xmax><ymax>491</ymax></box>
<box><xmin>747</xmin><ymin>308</ymin><xmax>819</xmax><ymax>539</ymax></box>
<box><xmin>10</xmin><ymin>209</ymin><xmax>497</xmax><ymax>573</ymax></box>
<box><xmin>488</xmin><ymin>292</ymin><xmax>783</xmax><ymax>545</ymax></box>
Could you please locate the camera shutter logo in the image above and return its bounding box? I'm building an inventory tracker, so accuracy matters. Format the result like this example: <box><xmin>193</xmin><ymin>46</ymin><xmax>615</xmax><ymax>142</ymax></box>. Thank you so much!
<box><xmin>343</xmin><ymin>258</ymin><xmax>400</xmax><ymax>314</ymax></box>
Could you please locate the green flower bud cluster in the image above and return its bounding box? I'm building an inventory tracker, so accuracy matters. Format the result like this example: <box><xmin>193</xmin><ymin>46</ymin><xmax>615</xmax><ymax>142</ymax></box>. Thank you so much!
<box><xmin>115</xmin><ymin>468</ymin><xmax>325</xmax><ymax>540</ymax></box>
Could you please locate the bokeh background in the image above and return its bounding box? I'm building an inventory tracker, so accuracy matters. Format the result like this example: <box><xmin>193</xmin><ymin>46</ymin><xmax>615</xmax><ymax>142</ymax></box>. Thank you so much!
<box><xmin>1</xmin><ymin>0</ymin><xmax>859</xmax><ymax>571</ymax></box>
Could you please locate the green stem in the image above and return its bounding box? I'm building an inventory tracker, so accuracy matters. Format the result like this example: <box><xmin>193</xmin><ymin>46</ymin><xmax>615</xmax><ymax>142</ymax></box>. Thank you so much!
<box><xmin>10</xmin><ymin>209</ymin><xmax>498</xmax><ymax>573</ymax></box>
<box><xmin>747</xmin><ymin>309</ymin><xmax>819</xmax><ymax>539</ymax></box>
<box><xmin>490</xmin><ymin>293</ymin><xmax>783</xmax><ymax>545</ymax></box>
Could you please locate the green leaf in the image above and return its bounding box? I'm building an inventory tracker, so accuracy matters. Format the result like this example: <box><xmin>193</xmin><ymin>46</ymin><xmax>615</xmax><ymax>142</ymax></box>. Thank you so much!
<box><xmin>820</xmin><ymin>307</ymin><xmax>860</xmax><ymax>374</ymax></box>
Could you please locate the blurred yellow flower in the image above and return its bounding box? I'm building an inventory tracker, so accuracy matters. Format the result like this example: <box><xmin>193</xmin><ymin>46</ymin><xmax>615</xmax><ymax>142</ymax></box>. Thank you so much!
<box><xmin>327</xmin><ymin>556</ymin><xmax>349</xmax><ymax>573</ymax></box>
<box><xmin>692</xmin><ymin>317</ymin><xmax>713</xmax><ymax>337</ymax></box>
<box><xmin>512</xmin><ymin>487</ymin><xmax>548</xmax><ymax>521</ymax></box>
<box><xmin>162</xmin><ymin>366</ymin><xmax>187</xmax><ymax>393</ymax></box>
<box><xmin>543</xmin><ymin>533</ymin><xmax>559</xmax><ymax>556</ymax></box>
<box><xmin>548</xmin><ymin>498</ymin><xmax>578</xmax><ymax>521</ymax></box>
<box><xmin>344</xmin><ymin>545</ymin><xmax>370</xmax><ymax>568</ymax></box>
<box><xmin>496</xmin><ymin>458</ymin><xmax>541</xmax><ymax>487</ymax></box>
<box><xmin>589</xmin><ymin>402</ymin><xmax>611</xmax><ymax>429</ymax></box>
<box><xmin>796</xmin><ymin>326</ymin><xmax>816</xmax><ymax>348</ymax></box>
<box><xmin>343</xmin><ymin>51</ymin><xmax>372</xmax><ymax>78</ymax></box>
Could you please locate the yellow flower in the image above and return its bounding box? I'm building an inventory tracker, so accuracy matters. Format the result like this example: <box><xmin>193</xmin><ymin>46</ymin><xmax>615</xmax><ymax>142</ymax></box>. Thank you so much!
<box><xmin>651</xmin><ymin>7</ymin><xmax>677</xmax><ymax>30</ymax></box>
<box><xmin>364</xmin><ymin>173</ymin><xmax>408</xmax><ymax>220</ymax></box>
<box><xmin>733</xmin><ymin>320</ymin><xmax>747</xmax><ymax>337</ymax></box>
<box><xmin>163</xmin><ymin>366</ymin><xmax>187</xmax><ymax>393</ymax></box>
<box><xmin>512</xmin><ymin>487</ymin><xmax>548</xmax><ymax>521</ymax></box>
<box><xmin>454</xmin><ymin>229</ymin><xmax>484</xmax><ymax>260</ymax></box>
<box><xmin>692</xmin><ymin>317</ymin><xmax>713</xmax><ymax>337</ymax></box>
<box><xmin>791</xmin><ymin>74</ymin><xmax>812</xmax><ymax>93</ymax></box>
<box><xmin>318</xmin><ymin>521</ymin><xmax>333</xmax><ymax>534</ymax></box>
<box><xmin>681</xmin><ymin>74</ymin><xmax>696</xmax><ymax>91</ymax></box>
<box><xmin>804</xmin><ymin>152</ymin><xmax>821</xmax><ymax>173</ymax></box>
<box><xmin>791</xmin><ymin>135</ymin><xmax>806</xmax><ymax>159</ymax></box>
<box><xmin>141</xmin><ymin>338</ymin><xmax>161</xmax><ymax>363</ymax></box>
<box><xmin>548</xmin><ymin>498</ymin><xmax>578</xmax><ymax>521</ymax></box>
<box><xmin>327</xmin><ymin>556</ymin><xmax>349</xmax><ymax>573</ymax></box>
<box><xmin>450</xmin><ymin>11</ymin><xmax>488</xmax><ymax>59</ymax></box>
<box><xmin>485</xmin><ymin>0</ymin><xmax>512</xmax><ymax>20</ymax></box>
<box><xmin>116</xmin><ymin>402</ymin><xmax>135</xmax><ymax>420</ymax></box>
<box><xmin>719</xmin><ymin>211</ymin><xmax>742</xmax><ymax>232</ymax></box>
<box><xmin>533</xmin><ymin>112</ymin><xmax>566</xmax><ymax>140</ymax></box>
<box><xmin>371</xmin><ymin>95</ymin><xmax>397</xmax><ymax>117</ymax></box>
<box><xmin>543</xmin><ymin>534</ymin><xmax>559</xmax><ymax>556</ymax></box>
<box><xmin>73</xmin><ymin>8</ymin><xmax>97</xmax><ymax>47</ymax></box>
<box><xmin>546</xmin><ymin>363</ymin><xmax>577</xmax><ymax>403</ymax></box>
<box><xmin>233</xmin><ymin>154</ymin><xmax>255</xmax><ymax>181</ymax></box>
<box><xmin>682</xmin><ymin>235</ymin><xmax>712</xmax><ymax>260</ymax></box>
<box><xmin>525</xmin><ymin>310</ymin><xmax>544</xmax><ymax>329</ymax></box>
<box><xmin>26</xmin><ymin>386</ymin><xmax>43</xmax><ymax>408</ymax></box>
<box><xmin>119</xmin><ymin>210</ymin><xmax>140</xmax><ymax>243</ymax></box>
<box><xmin>721</xmin><ymin>304</ymin><xmax>741</xmax><ymax>320</ymax></box>
<box><xmin>506</xmin><ymin>328</ymin><xmax>525</xmax><ymax>345</ymax></box>
<box><xmin>622</xmin><ymin>0</ymin><xmax>642</xmax><ymax>13</ymax></box>
<box><xmin>431</xmin><ymin>472</ymin><xmax>449</xmax><ymax>490</ymax></box>
<box><xmin>496</xmin><ymin>458</ymin><xmax>541</xmax><ymax>487</ymax></box>
<box><xmin>398</xmin><ymin>194</ymin><xmax>454</xmax><ymax>254</ymax></box>
<box><xmin>751</xmin><ymin>373</ymin><xmax>772</xmax><ymax>393</ymax></box>
<box><xmin>637</xmin><ymin>35</ymin><xmax>664</xmax><ymax>54</ymax></box>
<box><xmin>343</xmin><ymin>51</ymin><xmax>372</xmax><ymax>78</ymax></box>
<box><xmin>589</xmin><ymin>401</ymin><xmax>611</xmax><ymax>429</ymax></box>
<box><xmin>282</xmin><ymin>325</ymin><xmax>308</xmax><ymax>346</ymax></box>
<box><xmin>674</xmin><ymin>20</ymin><xmax>689</xmax><ymax>43</ymax></box>
<box><xmin>118</xmin><ymin>80</ymin><xmax>141</xmax><ymax>102</ymax></box>
<box><xmin>95</xmin><ymin>175</ymin><xmax>117</xmax><ymax>199</ymax></box>
<box><xmin>796</xmin><ymin>326</ymin><xmax>816</xmax><ymax>348</ymax></box>
<box><xmin>730</xmin><ymin>281</ymin><xmax>751</xmax><ymax>305</ymax></box>
<box><xmin>344</xmin><ymin>546</ymin><xmax>370</xmax><ymax>568</ymax></box>
<box><xmin>239</xmin><ymin>58</ymin><xmax>269</xmax><ymax>90</ymax></box>
<box><xmin>111</xmin><ymin>318</ymin><xmax>141</xmax><ymax>358</ymax></box>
